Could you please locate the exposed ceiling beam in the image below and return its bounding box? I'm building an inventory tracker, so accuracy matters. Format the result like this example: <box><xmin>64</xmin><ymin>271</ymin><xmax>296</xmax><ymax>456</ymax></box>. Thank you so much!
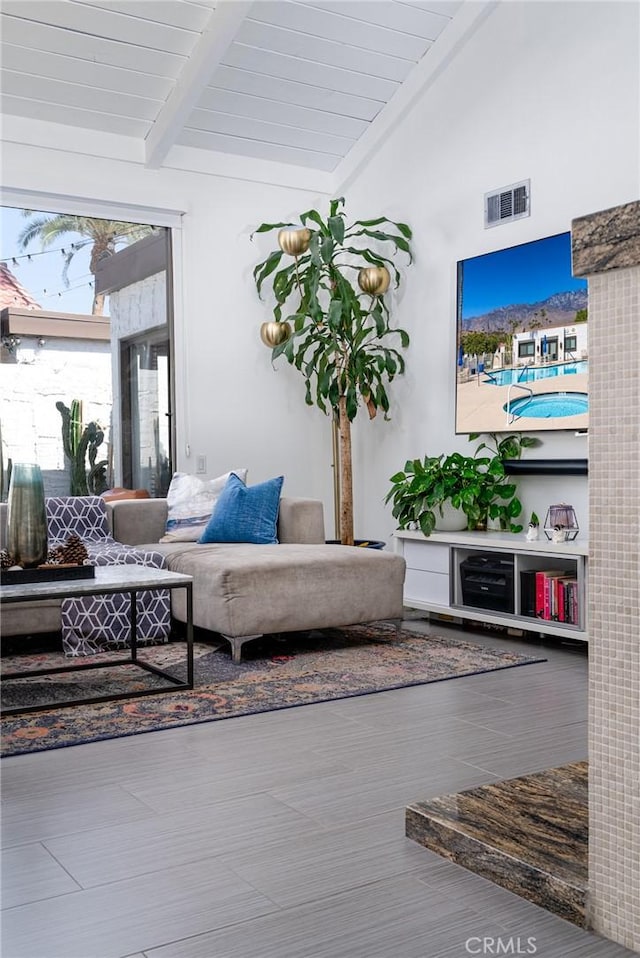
<box><xmin>145</xmin><ymin>0</ymin><xmax>253</xmax><ymax>169</ymax></box>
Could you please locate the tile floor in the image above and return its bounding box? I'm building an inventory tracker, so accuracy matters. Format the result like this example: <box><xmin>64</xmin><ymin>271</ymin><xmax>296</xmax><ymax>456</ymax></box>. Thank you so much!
<box><xmin>1</xmin><ymin>617</ymin><xmax>636</xmax><ymax>958</ymax></box>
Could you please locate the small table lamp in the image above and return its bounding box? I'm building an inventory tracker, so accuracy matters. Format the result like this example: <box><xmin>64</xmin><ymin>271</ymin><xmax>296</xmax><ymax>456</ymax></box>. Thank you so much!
<box><xmin>544</xmin><ymin>503</ymin><xmax>579</xmax><ymax>541</ymax></box>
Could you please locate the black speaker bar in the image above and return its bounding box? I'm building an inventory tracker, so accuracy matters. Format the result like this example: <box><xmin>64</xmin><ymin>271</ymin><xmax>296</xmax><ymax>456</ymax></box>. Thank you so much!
<box><xmin>503</xmin><ymin>459</ymin><xmax>588</xmax><ymax>476</ymax></box>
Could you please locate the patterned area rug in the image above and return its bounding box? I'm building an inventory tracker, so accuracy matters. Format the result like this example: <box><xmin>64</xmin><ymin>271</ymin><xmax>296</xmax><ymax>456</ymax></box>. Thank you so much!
<box><xmin>0</xmin><ymin>624</ymin><xmax>545</xmax><ymax>757</ymax></box>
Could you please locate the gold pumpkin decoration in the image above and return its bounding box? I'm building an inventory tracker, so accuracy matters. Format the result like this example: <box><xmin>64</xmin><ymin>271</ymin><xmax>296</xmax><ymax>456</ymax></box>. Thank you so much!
<box><xmin>278</xmin><ymin>227</ymin><xmax>311</xmax><ymax>257</ymax></box>
<box><xmin>260</xmin><ymin>321</ymin><xmax>292</xmax><ymax>348</ymax></box>
<box><xmin>358</xmin><ymin>266</ymin><xmax>391</xmax><ymax>297</ymax></box>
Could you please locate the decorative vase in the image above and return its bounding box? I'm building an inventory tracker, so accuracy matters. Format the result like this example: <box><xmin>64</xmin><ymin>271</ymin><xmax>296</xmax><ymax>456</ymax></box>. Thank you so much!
<box><xmin>277</xmin><ymin>227</ymin><xmax>311</xmax><ymax>257</ymax></box>
<box><xmin>358</xmin><ymin>265</ymin><xmax>391</xmax><ymax>296</ymax></box>
<box><xmin>7</xmin><ymin>463</ymin><xmax>48</xmax><ymax>568</ymax></box>
<box><xmin>260</xmin><ymin>321</ymin><xmax>292</xmax><ymax>347</ymax></box>
<box><xmin>434</xmin><ymin>501</ymin><xmax>468</xmax><ymax>532</ymax></box>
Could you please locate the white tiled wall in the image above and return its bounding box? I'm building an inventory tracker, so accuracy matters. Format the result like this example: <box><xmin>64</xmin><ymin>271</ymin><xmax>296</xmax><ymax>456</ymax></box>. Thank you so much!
<box><xmin>588</xmin><ymin>263</ymin><xmax>640</xmax><ymax>950</ymax></box>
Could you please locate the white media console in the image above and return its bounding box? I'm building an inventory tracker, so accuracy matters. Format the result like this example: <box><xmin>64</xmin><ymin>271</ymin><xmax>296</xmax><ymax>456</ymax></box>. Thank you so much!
<box><xmin>394</xmin><ymin>529</ymin><xmax>588</xmax><ymax>642</ymax></box>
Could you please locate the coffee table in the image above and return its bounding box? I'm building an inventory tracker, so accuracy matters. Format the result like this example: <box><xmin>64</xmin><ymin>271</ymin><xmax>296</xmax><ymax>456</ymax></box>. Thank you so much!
<box><xmin>0</xmin><ymin>564</ymin><xmax>194</xmax><ymax>715</ymax></box>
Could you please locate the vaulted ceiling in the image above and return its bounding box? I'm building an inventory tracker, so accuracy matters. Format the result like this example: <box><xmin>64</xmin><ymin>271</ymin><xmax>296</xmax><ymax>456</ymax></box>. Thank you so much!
<box><xmin>0</xmin><ymin>0</ymin><xmax>488</xmax><ymax>188</ymax></box>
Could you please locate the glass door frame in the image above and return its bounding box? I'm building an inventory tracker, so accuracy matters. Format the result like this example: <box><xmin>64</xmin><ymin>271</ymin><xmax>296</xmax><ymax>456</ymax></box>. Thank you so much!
<box><xmin>120</xmin><ymin>324</ymin><xmax>173</xmax><ymax>495</ymax></box>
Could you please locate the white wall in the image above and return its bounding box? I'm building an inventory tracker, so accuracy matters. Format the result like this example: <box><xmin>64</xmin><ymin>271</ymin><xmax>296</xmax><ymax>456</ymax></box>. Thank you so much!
<box><xmin>0</xmin><ymin>149</ymin><xmax>335</xmax><ymax>529</ymax></box>
<box><xmin>342</xmin><ymin>0</ymin><xmax>639</xmax><ymax>541</ymax></box>
<box><xmin>0</xmin><ymin>337</ymin><xmax>112</xmax><ymax>496</ymax></box>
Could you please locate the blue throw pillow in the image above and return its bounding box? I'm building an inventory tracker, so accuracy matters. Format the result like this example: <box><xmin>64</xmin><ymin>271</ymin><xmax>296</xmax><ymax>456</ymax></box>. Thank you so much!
<box><xmin>198</xmin><ymin>473</ymin><xmax>284</xmax><ymax>544</ymax></box>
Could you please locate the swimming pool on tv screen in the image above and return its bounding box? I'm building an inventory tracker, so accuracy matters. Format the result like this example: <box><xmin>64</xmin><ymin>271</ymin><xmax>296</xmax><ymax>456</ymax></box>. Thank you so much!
<box><xmin>504</xmin><ymin>392</ymin><xmax>589</xmax><ymax>418</ymax></box>
<box><xmin>485</xmin><ymin>361</ymin><xmax>587</xmax><ymax>387</ymax></box>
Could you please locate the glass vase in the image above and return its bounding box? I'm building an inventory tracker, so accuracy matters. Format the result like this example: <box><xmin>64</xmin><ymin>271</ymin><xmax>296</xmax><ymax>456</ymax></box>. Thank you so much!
<box><xmin>7</xmin><ymin>463</ymin><xmax>48</xmax><ymax>568</ymax></box>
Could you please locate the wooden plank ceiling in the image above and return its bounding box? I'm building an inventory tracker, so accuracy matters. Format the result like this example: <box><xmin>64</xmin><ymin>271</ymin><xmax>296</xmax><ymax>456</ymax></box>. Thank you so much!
<box><xmin>0</xmin><ymin>0</ymin><xmax>463</xmax><ymax>174</ymax></box>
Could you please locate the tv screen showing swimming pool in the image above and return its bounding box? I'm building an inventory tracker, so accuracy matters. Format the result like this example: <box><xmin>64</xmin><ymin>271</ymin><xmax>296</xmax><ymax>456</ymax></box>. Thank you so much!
<box><xmin>455</xmin><ymin>231</ymin><xmax>588</xmax><ymax>434</ymax></box>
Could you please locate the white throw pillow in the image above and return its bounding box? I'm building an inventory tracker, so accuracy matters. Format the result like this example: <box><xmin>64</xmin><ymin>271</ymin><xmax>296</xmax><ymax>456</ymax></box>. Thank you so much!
<box><xmin>160</xmin><ymin>469</ymin><xmax>248</xmax><ymax>542</ymax></box>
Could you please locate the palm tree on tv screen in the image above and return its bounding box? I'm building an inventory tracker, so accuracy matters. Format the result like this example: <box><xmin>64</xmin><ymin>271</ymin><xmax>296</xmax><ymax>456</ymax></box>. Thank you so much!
<box><xmin>17</xmin><ymin>212</ymin><xmax>154</xmax><ymax>315</ymax></box>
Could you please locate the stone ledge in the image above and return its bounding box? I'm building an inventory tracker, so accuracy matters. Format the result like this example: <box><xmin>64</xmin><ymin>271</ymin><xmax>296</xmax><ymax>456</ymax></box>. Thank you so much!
<box><xmin>406</xmin><ymin>761</ymin><xmax>587</xmax><ymax>926</ymax></box>
<box><xmin>572</xmin><ymin>200</ymin><xmax>640</xmax><ymax>276</ymax></box>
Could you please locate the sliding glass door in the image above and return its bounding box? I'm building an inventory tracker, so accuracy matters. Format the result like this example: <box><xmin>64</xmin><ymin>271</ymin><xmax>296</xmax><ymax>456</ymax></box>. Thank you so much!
<box><xmin>121</xmin><ymin>330</ymin><xmax>172</xmax><ymax>496</ymax></box>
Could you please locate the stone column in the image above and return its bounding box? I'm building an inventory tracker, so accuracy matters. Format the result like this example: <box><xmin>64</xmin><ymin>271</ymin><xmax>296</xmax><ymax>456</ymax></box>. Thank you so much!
<box><xmin>572</xmin><ymin>200</ymin><xmax>640</xmax><ymax>951</ymax></box>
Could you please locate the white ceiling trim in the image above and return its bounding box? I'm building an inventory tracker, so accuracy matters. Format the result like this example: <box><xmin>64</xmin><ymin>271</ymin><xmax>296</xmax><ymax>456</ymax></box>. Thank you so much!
<box><xmin>1</xmin><ymin>112</ymin><xmax>334</xmax><ymax>195</ymax></box>
<box><xmin>160</xmin><ymin>142</ymin><xmax>334</xmax><ymax>194</ymax></box>
<box><xmin>1</xmin><ymin>185</ymin><xmax>185</xmax><ymax>228</ymax></box>
<box><xmin>145</xmin><ymin>0</ymin><xmax>253</xmax><ymax>168</ymax></box>
<box><xmin>334</xmin><ymin>0</ymin><xmax>498</xmax><ymax>194</ymax></box>
<box><xmin>0</xmin><ymin>113</ymin><xmax>145</xmax><ymax>164</ymax></box>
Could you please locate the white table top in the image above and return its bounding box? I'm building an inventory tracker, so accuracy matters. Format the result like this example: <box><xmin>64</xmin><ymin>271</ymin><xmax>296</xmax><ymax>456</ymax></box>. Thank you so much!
<box><xmin>0</xmin><ymin>564</ymin><xmax>192</xmax><ymax>603</ymax></box>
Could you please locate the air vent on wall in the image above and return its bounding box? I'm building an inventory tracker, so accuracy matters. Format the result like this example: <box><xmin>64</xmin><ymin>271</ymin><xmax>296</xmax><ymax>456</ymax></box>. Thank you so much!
<box><xmin>484</xmin><ymin>179</ymin><xmax>530</xmax><ymax>228</ymax></box>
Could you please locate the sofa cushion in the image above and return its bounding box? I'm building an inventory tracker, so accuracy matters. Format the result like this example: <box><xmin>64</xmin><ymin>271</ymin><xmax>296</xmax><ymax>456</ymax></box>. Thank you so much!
<box><xmin>199</xmin><ymin>473</ymin><xmax>284</xmax><ymax>545</ymax></box>
<box><xmin>161</xmin><ymin>469</ymin><xmax>248</xmax><ymax>542</ymax></box>
<box><xmin>163</xmin><ymin>543</ymin><xmax>406</xmax><ymax>638</ymax></box>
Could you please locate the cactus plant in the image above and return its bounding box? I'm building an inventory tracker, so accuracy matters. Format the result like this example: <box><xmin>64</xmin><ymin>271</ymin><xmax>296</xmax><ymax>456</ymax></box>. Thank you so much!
<box><xmin>56</xmin><ymin>400</ymin><xmax>109</xmax><ymax>496</ymax></box>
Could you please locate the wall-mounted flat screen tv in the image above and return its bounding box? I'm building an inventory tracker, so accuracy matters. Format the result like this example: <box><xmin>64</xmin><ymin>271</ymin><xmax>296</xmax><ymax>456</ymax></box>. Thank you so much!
<box><xmin>455</xmin><ymin>232</ymin><xmax>588</xmax><ymax>434</ymax></box>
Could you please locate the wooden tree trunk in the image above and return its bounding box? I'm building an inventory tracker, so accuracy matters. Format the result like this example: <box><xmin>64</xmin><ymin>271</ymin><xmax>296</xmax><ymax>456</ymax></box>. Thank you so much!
<box><xmin>92</xmin><ymin>290</ymin><xmax>105</xmax><ymax>315</ymax></box>
<box><xmin>338</xmin><ymin>395</ymin><xmax>354</xmax><ymax>546</ymax></box>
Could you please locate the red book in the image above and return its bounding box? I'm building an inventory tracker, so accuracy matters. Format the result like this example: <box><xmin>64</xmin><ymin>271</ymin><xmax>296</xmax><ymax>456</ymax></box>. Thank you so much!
<box><xmin>549</xmin><ymin>572</ymin><xmax>567</xmax><ymax>620</ymax></box>
<box><xmin>535</xmin><ymin>572</ymin><xmax>546</xmax><ymax>618</ymax></box>
<box><xmin>536</xmin><ymin>570</ymin><xmax>565</xmax><ymax>621</ymax></box>
<box><xmin>543</xmin><ymin>576</ymin><xmax>551</xmax><ymax>620</ymax></box>
<box><xmin>557</xmin><ymin>579</ymin><xmax>565</xmax><ymax>622</ymax></box>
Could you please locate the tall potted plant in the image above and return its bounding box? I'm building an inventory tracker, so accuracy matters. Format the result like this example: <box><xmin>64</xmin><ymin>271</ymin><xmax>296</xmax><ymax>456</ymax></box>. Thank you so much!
<box><xmin>253</xmin><ymin>198</ymin><xmax>413</xmax><ymax>545</ymax></box>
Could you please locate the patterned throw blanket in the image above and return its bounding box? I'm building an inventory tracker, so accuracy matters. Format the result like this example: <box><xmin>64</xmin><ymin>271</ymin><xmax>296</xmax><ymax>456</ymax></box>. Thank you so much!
<box><xmin>46</xmin><ymin>497</ymin><xmax>171</xmax><ymax>656</ymax></box>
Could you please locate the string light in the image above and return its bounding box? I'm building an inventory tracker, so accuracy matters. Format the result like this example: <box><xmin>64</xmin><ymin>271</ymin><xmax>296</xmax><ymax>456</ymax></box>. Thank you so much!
<box><xmin>0</xmin><ymin>242</ymin><xmax>87</xmax><ymax>263</ymax></box>
<box><xmin>39</xmin><ymin>278</ymin><xmax>94</xmax><ymax>300</ymax></box>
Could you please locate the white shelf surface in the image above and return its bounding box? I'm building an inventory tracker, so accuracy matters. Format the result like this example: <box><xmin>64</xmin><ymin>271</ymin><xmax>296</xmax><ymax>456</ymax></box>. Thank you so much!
<box><xmin>394</xmin><ymin>528</ymin><xmax>588</xmax><ymax>556</ymax></box>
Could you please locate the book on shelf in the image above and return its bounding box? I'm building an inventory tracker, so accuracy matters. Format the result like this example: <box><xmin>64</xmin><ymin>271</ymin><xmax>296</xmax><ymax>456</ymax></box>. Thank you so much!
<box><xmin>534</xmin><ymin>570</ymin><xmax>578</xmax><ymax>623</ymax></box>
<box><xmin>520</xmin><ymin>570</ymin><xmax>537</xmax><ymax>618</ymax></box>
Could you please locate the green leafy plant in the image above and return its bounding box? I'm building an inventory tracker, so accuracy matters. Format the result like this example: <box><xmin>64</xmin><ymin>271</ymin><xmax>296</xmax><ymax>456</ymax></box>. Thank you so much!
<box><xmin>469</xmin><ymin>431</ymin><xmax>539</xmax><ymax>463</ymax></box>
<box><xmin>386</xmin><ymin>452</ymin><xmax>485</xmax><ymax>537</ymax></box>
<box><xmin>56</xmin><ymin>399</ymin><xmax>108</xmax><ymax>496</ymax></box>
<box><xmin>253</xmin><ymin>197</ymin><xmax>412</xmax><ymax>545</ymax></box>
<box><xmin>386</xmin><ymin>432</ymin><xmax>540</xmax><ymax>537</ymax></box>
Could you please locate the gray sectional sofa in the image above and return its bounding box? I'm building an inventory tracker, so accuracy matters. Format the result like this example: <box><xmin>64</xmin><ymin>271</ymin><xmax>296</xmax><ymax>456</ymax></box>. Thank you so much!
<box><xmin>1</xmin><ymin>497</ymin><xmax>406</xmax><ymax>662</ymax></box>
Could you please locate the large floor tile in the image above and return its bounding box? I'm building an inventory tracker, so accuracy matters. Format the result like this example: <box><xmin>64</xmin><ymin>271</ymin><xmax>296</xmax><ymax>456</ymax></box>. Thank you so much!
<box><xmin>0</xmin><ymin>733</ymin><xmax>206</xmax><ymax>795</ymax></box>
<box><xmin>459</xmin><ymin>723</ymin><xmax>588</xmax><ymax>779</ymax></box>
<box><xmin>1</xmin><ymin>858</ymin><xmax>277</xmax><ymax>958</ymax></box>
<box><xmin>218</xmin><ymin>810</ymin><xmax>434</xmax><ymax>908</ymax></box>
<box><xmin>0</xmin><ymin>783</ymin><xmax>154</xmax><ymax>848</ymax></box>
<box><xmin>269</xmin><ymin>755</ymin><xmax>498</xmax><ymax>827</ymax></box>
<box><xmin>43</xmin><ymin>793</ymin><xmax>321</xmax><ymax>887</ymax></box>
<box><xmin>143</xmin><ymin>873</ymin><xmax>507</xmax><ymax>958</ymax></box>
<box><xmin>123</xmin><ymin>753</ymin><xmax>350</xmax><ymax>813</ymax></box>
<box><xmin>1</xmin><ymin>842</ymin><xmax>81</xmax><ymax>908</ymax></box>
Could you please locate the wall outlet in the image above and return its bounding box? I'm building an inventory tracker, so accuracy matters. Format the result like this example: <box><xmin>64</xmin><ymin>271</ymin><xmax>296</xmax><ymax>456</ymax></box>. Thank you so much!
<box><xmin>196</xmin><ymin>455</ymin><xmax>207</xmax><ymax>474</ymax></box>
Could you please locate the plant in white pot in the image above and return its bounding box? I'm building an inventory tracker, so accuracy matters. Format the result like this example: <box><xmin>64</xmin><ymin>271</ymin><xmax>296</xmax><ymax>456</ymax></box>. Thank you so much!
<box><xmin>252</xmin><ymin>198</ymin><xmax>413</xmax><ymax>546</ymax></box>
<box><xmin>386</xmin><ymin>433</ymin><xmax>540</xmax><ymax>537</ymax></box>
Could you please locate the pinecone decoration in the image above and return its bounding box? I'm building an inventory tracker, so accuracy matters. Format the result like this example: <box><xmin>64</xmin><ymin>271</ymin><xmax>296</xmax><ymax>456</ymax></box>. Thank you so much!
<box><xmin>0</xmin><ymin>548</ymin><xmax>15</xmax><ymax>569</ymax></box>
<box><xmin>59</xmin><ymin>534</ymin><xmax>89</xmax><ymax>565</ymax></box>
